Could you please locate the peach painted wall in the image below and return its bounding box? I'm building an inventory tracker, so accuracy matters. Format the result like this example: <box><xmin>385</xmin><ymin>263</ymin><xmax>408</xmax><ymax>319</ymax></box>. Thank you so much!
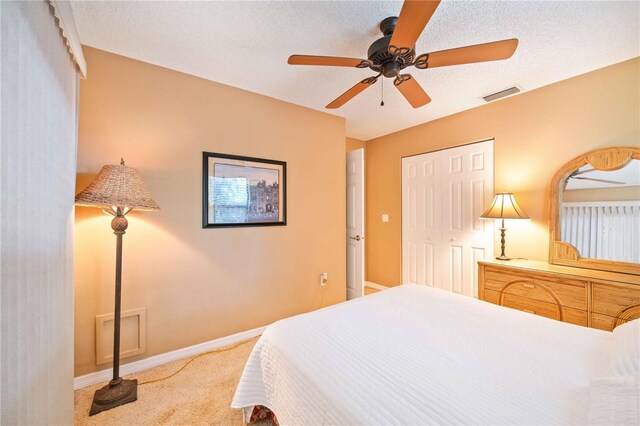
<box><xmin>346</xmin><ymin>137</ymin><xmax>366</xmax><ymax>152</ymax></box>
<box><xmin>75</xmin><ymin>47</ymin><xmax>346</xmax><ymax>376</ymax></box>
<box><xmin>365</xmin><ymin>58</ymin><xmax>640</xmax><ymax>286</ymax></box>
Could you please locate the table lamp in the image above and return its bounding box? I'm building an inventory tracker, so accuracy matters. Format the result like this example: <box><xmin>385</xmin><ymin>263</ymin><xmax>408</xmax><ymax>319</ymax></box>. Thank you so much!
<box><xmin>75</xmin><ymin>159</ymin><xmax>159</xmax><ymax>415</ymax></box>
<box><xmin>480</xmin><ymin>192</ymin><xmax>529</xmax><ymax>261</ymax></box>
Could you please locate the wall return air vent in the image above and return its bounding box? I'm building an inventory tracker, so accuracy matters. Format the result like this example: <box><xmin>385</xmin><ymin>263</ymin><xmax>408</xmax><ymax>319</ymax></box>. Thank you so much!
<box><xmin>482</xmin><ymin>85</ymin><xmax>522</xmax><ymax>102</ymax></box>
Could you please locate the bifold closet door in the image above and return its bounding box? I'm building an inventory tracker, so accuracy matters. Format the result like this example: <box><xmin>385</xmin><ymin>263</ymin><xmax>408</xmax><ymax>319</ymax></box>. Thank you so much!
<box><xmin>402</xmin><ymin>140</ymin><xmax>494</xmax><ymax>297</ymax></box>
<box><xmin>402</xmin><ymin>154</ymin><xmax>442</xmax><ymax>287</ymax></box>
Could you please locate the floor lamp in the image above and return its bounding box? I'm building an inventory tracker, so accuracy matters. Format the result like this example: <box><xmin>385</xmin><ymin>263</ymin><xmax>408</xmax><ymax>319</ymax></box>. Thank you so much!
<box><xmin>480</xmin><ymin>192</ymin><xmax>529</xmax><ymax>260</ymax></box>
<box><xmin>75</xmin><ymin>159</ymin><xmax>159</xmax><ymax>416</ymax></box>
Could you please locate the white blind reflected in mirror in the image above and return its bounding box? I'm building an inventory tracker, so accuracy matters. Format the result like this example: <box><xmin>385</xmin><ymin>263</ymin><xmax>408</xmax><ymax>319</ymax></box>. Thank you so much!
<box><xmin>561</xmin><ymin>201</ymin><xmax>640</xmax><ymax>263</ymax></box>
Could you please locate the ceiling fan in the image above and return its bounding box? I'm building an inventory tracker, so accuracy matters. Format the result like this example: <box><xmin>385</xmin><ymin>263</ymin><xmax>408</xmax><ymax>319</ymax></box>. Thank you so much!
<box><xmin>567</xmin><ymin>168</ymin><xmax>626</xmax><ymax>186</ymax></box>
<box><xmin>288</xmin><ymin>1</ymin><xmax>519</xmax><ymax>109</ymax></box>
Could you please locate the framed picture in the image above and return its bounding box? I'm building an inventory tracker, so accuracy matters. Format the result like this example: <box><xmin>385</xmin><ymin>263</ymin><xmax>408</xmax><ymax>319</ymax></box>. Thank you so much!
<box><xmin>202</xmin><ymin>152</ymin><xmax>287</xmax><ymax>228</ymax></box>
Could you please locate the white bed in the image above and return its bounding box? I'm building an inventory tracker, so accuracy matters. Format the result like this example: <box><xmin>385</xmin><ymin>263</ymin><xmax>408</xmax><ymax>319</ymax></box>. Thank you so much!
<box><xmin>232</xmin><ymin>285</ymin><xmax>639</xmax><ymax>425</ymax></box>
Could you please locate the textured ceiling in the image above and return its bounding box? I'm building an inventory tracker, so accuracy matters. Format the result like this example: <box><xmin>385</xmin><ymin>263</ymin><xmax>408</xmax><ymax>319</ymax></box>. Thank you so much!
<box><xmin>70</xmin><ymin>1</ymin><xmax>639</xmax><ymax>140</ymax></box>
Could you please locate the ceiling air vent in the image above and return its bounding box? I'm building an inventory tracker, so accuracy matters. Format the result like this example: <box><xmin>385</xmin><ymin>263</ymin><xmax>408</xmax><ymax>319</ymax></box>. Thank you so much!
<box><xmin>482</xmin><ymin>86</ymin><xmax>522</xmax><ymax>102</ymax></box>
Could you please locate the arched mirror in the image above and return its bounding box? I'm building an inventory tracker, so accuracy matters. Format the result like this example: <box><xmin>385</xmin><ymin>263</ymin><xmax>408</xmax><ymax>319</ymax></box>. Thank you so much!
<box><xmin>549</xmin><ymin>147</ymin><xmax>640</xmax><ymax>275</ymax></box>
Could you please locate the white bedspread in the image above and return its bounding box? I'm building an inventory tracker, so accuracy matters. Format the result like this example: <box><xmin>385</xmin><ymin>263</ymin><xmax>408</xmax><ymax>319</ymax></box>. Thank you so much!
<box><xmin>232</xmin><ymin>285</ymin><xmax>617</xmax><ymax>425</ymax></box>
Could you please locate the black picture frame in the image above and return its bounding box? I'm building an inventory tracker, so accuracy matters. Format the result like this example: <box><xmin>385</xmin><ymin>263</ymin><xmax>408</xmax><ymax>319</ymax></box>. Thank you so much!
<box><xmin>202</xmin><ymin>152</ymin><xmax>287</xmax><ymax>228</ymax></box>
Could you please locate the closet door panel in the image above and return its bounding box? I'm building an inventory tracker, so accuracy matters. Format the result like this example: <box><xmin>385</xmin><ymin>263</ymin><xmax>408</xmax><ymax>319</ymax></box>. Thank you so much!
<box><xmin>467</xmin><ymin>144</ymin><xmax>495</xmax><ymax>296</ymax></box>
<box><xmin>442</xmin><ymin>151</ymin><xmax>466</xmax><ymax>295</ymax></box>
<box><xmin>440</xmin><ymin>141</ymin><xmax>494</xmax><ymax>297</ymax></box>
<box><xmin>402</xmin><ymin>155</ymin><xmax>441</xmax><ymax>286</ymax></box>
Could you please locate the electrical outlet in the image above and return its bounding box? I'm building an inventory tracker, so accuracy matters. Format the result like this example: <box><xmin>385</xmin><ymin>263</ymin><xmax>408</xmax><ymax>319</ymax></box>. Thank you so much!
<box><xmin>382</xmin><ymin>214</ymin><xmax>389</xmax><ymax>222</ymax></box>
<box><xmin>320</xmin><ymin>273</ymin><xmax>328</xmax><ymax>286</ymax></box>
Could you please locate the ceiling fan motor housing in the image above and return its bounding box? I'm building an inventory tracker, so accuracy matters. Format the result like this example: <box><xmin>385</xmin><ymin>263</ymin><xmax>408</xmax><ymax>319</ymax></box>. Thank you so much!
<box><xmin>368</xmin><ymin>16</ymin><xmax>415</xmax><ymax>78</ymax></box>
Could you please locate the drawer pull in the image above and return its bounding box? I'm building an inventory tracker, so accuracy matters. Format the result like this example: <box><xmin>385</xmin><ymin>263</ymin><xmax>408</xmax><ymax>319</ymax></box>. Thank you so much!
<box><xmin>523</xmin><ymin>309</ymin><xmax>535</xmax><ymax>314</ymax></box>
<box><xmin>522</xmin><ymin>283</ymin><xmax>535</xmax><ymax>289</ymax></box>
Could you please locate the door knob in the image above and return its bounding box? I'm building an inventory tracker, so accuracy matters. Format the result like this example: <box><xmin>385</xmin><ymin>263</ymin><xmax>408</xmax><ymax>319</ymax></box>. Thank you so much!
<box><xmin>349</xmin><ymin>235</ymin><xmax>362</xmax><ymax>241</ymax></box>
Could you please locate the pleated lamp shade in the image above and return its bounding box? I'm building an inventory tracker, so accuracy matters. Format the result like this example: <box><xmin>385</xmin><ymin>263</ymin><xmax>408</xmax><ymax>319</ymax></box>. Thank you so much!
<box><xmin>481</xmin><ymin>192</ymin><xmax>528</xmax><ymax>219</ymax></box>
<box><xmin>75</xmin><ymin>159</ymin><xmax>160</xmax><ymax>211</ymax></box>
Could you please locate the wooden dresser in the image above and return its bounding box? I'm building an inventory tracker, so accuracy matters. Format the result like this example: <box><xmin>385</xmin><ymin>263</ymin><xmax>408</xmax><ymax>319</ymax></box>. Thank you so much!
<box><xmin>478</xmin><ymin>259</ymin><xmax>640</xmax><ymax>331</ymax></box>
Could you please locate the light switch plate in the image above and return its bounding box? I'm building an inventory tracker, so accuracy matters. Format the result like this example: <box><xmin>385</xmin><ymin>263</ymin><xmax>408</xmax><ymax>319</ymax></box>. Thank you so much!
<box><xmin>382</xmin><ymin>214</ymin><xmax>389</xmax><ymax>222</ymax></box>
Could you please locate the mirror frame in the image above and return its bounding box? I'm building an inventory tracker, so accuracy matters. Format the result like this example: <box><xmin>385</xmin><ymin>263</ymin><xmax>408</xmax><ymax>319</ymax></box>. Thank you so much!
<box><xmin>549</xmin><ymin>146</ymin><xmax>640</xmax><ymax>275</ymax></box>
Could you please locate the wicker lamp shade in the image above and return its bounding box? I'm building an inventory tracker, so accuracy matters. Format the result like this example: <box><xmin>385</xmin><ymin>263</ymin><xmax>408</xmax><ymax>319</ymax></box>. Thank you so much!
<box><xmin>75</xmin><ymin>160</ymin><xmax>160</xmax><ymax>211</ymax></box>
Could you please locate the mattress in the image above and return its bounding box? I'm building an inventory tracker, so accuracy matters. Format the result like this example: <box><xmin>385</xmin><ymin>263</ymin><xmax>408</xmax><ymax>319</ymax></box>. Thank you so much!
<box><xmin>232</xmin><ymin>285</ymin><xmax>620</xmax><ymax>425</ymax></box>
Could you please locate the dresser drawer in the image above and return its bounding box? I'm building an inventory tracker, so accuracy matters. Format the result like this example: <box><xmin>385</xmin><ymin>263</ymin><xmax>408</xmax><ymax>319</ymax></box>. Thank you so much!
<box><xmin>484</xmin><ymin>289</ymin><xmax>588</xmax><ymax>326</ymax></box>
<box><xmin>589</xmin><ymin>312</ymin><xmax>640</xmax><ymax>332</ymax></box>
<box><xmin>484</xmin><ymin>268</ymin><xmax>588</xmax><ymax>311</ymax></box>
<box><xmin>591</xmin><ymin>313</ymin><xmax>619</xmax><ymax>331</ymax></box>
<box><xmin>592</xmin><ymin>281</ymin><xmax>640</xmax><ymax>317</ymax></box>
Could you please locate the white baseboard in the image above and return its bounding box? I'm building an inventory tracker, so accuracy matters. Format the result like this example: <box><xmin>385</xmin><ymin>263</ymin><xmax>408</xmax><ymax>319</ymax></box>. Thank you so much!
<box><xmin>74</xmin><ymin>325</ymin><xmax>268</xmax><ymax>390</ymax></box>
<box><xmin>365</xmin><ymin>281</ymin><xmax>390</xmax><ymax>291</ymax></box>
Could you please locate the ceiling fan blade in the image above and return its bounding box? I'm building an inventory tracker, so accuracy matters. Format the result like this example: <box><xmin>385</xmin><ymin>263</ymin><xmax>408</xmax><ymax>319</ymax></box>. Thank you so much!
<box><xmin>389</xmin><ymin>0</ymin><xmax>441</xmax><ymax>54</ymax></box>
<box><xmin>394</xmin><ymin>74</ymin><xmax>431</xmax><ymax>108</ymax></box>
<box><xmin>573</xmin><ymin>177</ymin><xmax>626</xmax><ymax>185</ymax></box>
<box><xmin>288</xmin><ymin>55</ymin><xmax>371</xmax><ymax>68</ymax></box>
<box><xmin>326</xmin><ymin>76</ymin><xmax>378</xmax><ymax>109</ymax></box>
<box><xmin>572</xmin><ymin>168</ymin><xmax>595</xmax><ymax>176</ymax></box>
<box><xmin>416</xmin><ymin>39</ymin><xmax>518</xmax><ymax>69</ymax></box>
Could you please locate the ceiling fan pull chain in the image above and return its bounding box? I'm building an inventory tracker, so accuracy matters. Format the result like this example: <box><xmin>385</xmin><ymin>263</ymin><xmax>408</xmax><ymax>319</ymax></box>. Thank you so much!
<box><xmin>380</xmin><ymin>78</ymin><xmax>385</xmax><ymax>107</ymax></box>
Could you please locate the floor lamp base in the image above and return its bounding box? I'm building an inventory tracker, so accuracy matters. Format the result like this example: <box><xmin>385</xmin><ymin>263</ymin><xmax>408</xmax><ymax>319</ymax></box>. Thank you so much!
<box><xmin>89</xmin><ymin>378</ymin><xmax>138</xmax><ymax>416</ymax></box>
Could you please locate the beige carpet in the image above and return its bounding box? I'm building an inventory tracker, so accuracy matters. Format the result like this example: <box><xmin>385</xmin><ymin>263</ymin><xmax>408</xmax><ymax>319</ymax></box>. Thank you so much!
<box><xmin>75</xmin><ymin>338</ymin><xmax>262</xmax><ymax>425</ymax></box>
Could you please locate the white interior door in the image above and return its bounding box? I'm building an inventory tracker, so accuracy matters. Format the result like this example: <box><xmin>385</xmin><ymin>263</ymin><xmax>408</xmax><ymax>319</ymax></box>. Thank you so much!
<box><xmin>346</xmin><ymin>148</ymin><xmax>365</xmax><ymax>300</ymax></box>
<box><xmin>402</xmin><ymin>140</ymin><xmax>494</xmax><ymax>298</ymax></box>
